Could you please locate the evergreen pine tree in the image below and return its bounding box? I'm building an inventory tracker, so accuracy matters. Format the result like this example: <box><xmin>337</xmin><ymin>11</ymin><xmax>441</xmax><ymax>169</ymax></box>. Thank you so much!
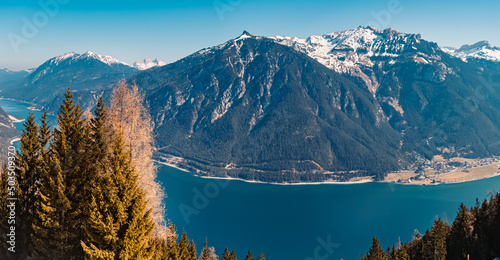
<box><xmin>187</xmin><ymin>240</ymin><xmax>197</xmax><ymax>260</ymax></box>
<box><xmin>81</xmin><ymin>130</ymin><xmax>156</xmax><ymax>259</ymax></box>
<box><xmin>82</xmin><ymin>96</ymin><xmax>108</xmax><ymax>181</ymax></box>
<box><xmin>86</xmin><ymin>96</ymin><xmax>110</xmax><ymax>175</ymax></box>
<box><xmin>229</xmin><ymin>250</ymin><xmax>237</xmax><ymax>260</ymax></box>
<box><xmin>365</xmin><ymin>237</ymin><xmax>387</xmax><ymax>260</ymax></box>
<box><xmin>222</xmin><ymin>247</ymin><xmax>230</xmax><ymax>260</ymax></box>
<box><xmin>177</xmin><ymin>229</ymin><xmax>190</xmax><ymax>259</ymax></box>
<box><xmin>39</xmin><ymin>109</ymin><xmax>52</xmax><ymax>150</ymax></box>
<box><xmin>50</xmin><ymin>87</ymin><xmax>86</xmax><ymax>257</ymax></box>
<box><xmin>492</xmin><ymin>193</ymin><xmax>500</xmax><ymax>257</ymax></box>
<box><xmin>79</xmin><ymin>95</ymin><xmax>113</xmax><ymax>254</ymax></box>
<box><xmin>244</xmin><ymin>250</ymin><xmax>254</xmax><ymax>260</ymax></box>
<box><xmin>421</xmin><ymin>219</ymin><xmax>449</xmax><ymax>260</ymax></box>
<box><xmin>406</xmin><ymin>230</ymin><xmax>423</xmax><ymax>260</ymax></box>
<box><xmin>257</xmin><ymin>252</ymin><xmax>267</xmax><ymax>260</ymax></box>
<box><xmin>151</xmin><ymin>238</ymin><xmax>168</xmax><ymax>260</ymax></box>
<box><xmin>31</xmin><ymin>109</ymin><xmax>76</xmax><ymax>259</ymax></box>
<box><xmin>385</xmin><ymin>247</ymin><xmax>392</xmax><ymax>260</ymax></box>
<box><xmin>200</xmin><ymin>239</ymin><xmax>210</xmax><ymax>260</ymax></box>
<box><xmin>36</xmin><ymin>110</ymin><xmax>51</xmax><ymax>203</ymax></box>
<box><xmin>16</xmin><ymin>110</ymin><xmax>41</xmax><ymax>258</ymax></box>
<box><xmin>166</xmin><ymin>225</ymin><xmax>180</xmax><ymax>260</ymax></box>
<box><xmin>387</xmin><ymin>244</ymin><xmax>409</xmax><ymax>260</ymax></box>
<box><xmin>32</xmin><ymin>150</ymin><xmax>73</xmax><ymax>259</ymax></box>
<box><xmin>448</xmin><ymin>203</ymin><xmax>475</xmax><ymax>260</ymax></box>
<box><xmin>394</xmin><ymin>245</ymin><xmax>409</xmax><ymax>260</ymax></box>
<box><xmin>473</xmin><ymin>198</ymin><xmax>492</xmax><ymax>259</ymax></box>
<box><xmin>80</xmin><ymin>189</ymin><xmax>116</xmax><ymax>259</ymax></box>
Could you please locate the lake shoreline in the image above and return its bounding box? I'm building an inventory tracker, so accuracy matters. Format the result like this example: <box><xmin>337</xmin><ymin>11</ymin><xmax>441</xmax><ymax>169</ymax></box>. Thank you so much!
<box><xmin>155</xmin><ymin>160</ymin><xmax>500</xmax><ymax>186</ymax></box>
<box><xmin>9</xmin><ymin>137</ymin><xmax>20</xmax><ymax>145</ymax></box>
<box><xmin>154</xmin><ymin>161</ymin><xmax>374</xmax><ymax>185</ymax></box>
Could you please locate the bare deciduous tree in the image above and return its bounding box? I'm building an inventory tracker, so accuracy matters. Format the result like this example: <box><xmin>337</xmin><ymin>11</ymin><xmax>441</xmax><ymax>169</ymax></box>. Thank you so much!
<box><xmin>208</xmin><ymin>247</ymin><xmax>218</xmax><ymax>260</ymax></box>
<box><xmin>108</xmin><ymin>80</ymin><xmax>168</xmax><ymax>238</ymax></box>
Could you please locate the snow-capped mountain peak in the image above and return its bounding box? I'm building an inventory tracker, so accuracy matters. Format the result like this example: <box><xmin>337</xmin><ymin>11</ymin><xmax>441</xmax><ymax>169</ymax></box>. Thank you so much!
<box><xmin>78</xmin><ymin>51</ymin><xmax>131</xmax><ymax>66</ymax></box>
<box><xmin>268</xmin><ymin>26</ymin><xmax>429</xmax><ymax>93</ymax></box>
<box><xmin>192</xmin><ymin>27</ymin><xmax>445</xmax><ymax>94</ymax></box>
<box><xmin>270</xmin><ymin>26</ymin><xmax>421</xmax><ymax>68</ymax></box>
<box><xmin>236</xmin><ymin>30</ymin><xmax>258</xmax><ymax>40</ymax></box>
<box><xmin>30</xmin><ymin>51</ymin><xmax>137</xmax><ymax>82</ymax></box>
<box><xmin>49</xmin><ymin>51</ymin><xmax>131</xmax><ymax>67</ymax></box>
<box><xmin>441</xmin><ymin>41</ymin><xmax>500</xmax><ymax>62</ymax></box>
<box><xmin>132</xmin><ymin>58</ymin><xmax>167</xmax><ymax>70</ymax></box>
<box><xmin>53</xmin><ymin>52</ymin><xmax>78</xmax><ymax>64</ymax></box>
<box><xmin>49</xmin><ymin>51</ymin><xmax>170</xmax><ymax>69</ymax></box>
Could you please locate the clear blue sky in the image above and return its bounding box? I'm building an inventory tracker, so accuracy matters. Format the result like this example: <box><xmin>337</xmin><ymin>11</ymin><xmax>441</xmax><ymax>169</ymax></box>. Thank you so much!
<box><xmin>1</xmin><ymin>0</ymin><xmax>499</xmax><ymax>70</ymax></box>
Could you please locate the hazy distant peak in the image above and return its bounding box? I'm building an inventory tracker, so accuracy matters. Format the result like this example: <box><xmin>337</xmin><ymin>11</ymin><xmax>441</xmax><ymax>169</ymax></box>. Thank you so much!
<box><xmin>457</xmin><ymin>40</ymin><xmax>491</xmax><ymax>52</ymax></box>
<box><xmin>441</xmin><ymin>40</ymin><xmax>500</xmax><ymax>62</ymax></box>
<box><xmin>133</xmin><ymin>58</ymin><xmax>167</xmax><ymax>70</ymax></box>
<box><xmin>0</xmin><ymin>67</ymin><xmax>33</xmax><ymax>74</ymax></box>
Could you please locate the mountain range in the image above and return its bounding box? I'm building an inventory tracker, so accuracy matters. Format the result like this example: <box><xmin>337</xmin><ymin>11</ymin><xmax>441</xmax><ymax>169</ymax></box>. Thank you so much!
<box><xmin>2</xmin><ymin>26</ymin><xmax>500</xmax><ymax>182</ymax></box>
<box><xmin>0</xmin><ymin>52</ymin><xmax>165</xmax><ymax>112</ymax></box>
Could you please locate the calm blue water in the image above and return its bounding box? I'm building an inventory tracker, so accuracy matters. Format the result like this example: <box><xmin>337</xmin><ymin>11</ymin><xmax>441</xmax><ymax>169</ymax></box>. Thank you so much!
<box><xmin>0</xmin><ymin>99</ymin><xmax>57</xmax><ymax>150</ymax></box>
<box><xmin>158</xmin><ymin>165</ymin><xmax>500</xmax><ymax>260</ymax></box>
<box><xmin>2</xmin><ymin>99</ymin><xmax>500</xmax><ymax>260</ymax></box>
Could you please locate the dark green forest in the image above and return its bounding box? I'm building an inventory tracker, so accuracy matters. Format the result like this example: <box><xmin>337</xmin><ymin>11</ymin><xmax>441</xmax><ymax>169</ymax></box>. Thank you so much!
<box><xmin>362</xmin><ymin>192</ymin><xmax>500</xmax><ymax>260</ymax></box>
<box><xmin>0</xmin><ymin>88</ymin><xmax>268</xmax><ymax>260</ymax></box>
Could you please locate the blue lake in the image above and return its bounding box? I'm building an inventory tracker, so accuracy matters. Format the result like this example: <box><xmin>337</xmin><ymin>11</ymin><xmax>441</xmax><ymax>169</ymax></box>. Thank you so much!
<box><xmin>158</xmin><ymin>164</ymin><xmax>500</xmax><ymax>260</ymax></box>
<box><xmin>2</xmin><ymin>98</ymin><xmax>500</xmax><ymax>260</ymax></box>
<box><xmin>0</xmin><ymin>99</ymin><xmax>57</xmax><ymax>150</ymax></box>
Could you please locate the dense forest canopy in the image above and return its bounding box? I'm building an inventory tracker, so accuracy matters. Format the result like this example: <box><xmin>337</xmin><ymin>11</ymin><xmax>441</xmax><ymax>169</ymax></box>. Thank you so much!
<box><xmin>0</xmin><ymin>85</ymin><xmax>268</xmax><ymax>260</ymax></box>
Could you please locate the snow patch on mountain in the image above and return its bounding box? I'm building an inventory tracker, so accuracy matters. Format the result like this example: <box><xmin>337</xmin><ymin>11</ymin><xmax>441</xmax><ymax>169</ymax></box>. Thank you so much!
<box><xmin>53</xmin><ymin>52</ymin><xmax>78</xmax><ymax>64</ymax></box>
<box><xmin>133</xmin><ymin>59</ymin><xmax>167</xmax><ymax>70</ymax></box>
<box><xmin>268</xmin><ymin>27</ymin><xmax>417</xmax><ymax>72</ymax></box>
<box><xmin>267</xmin><ymin>27</ymin><xmax>428</xmax><ymax>93</ymax></box>
<box><xmin>8</xmin><ymin>115</ymin><xmax>24</xmax><ymax>123</ymax></box>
